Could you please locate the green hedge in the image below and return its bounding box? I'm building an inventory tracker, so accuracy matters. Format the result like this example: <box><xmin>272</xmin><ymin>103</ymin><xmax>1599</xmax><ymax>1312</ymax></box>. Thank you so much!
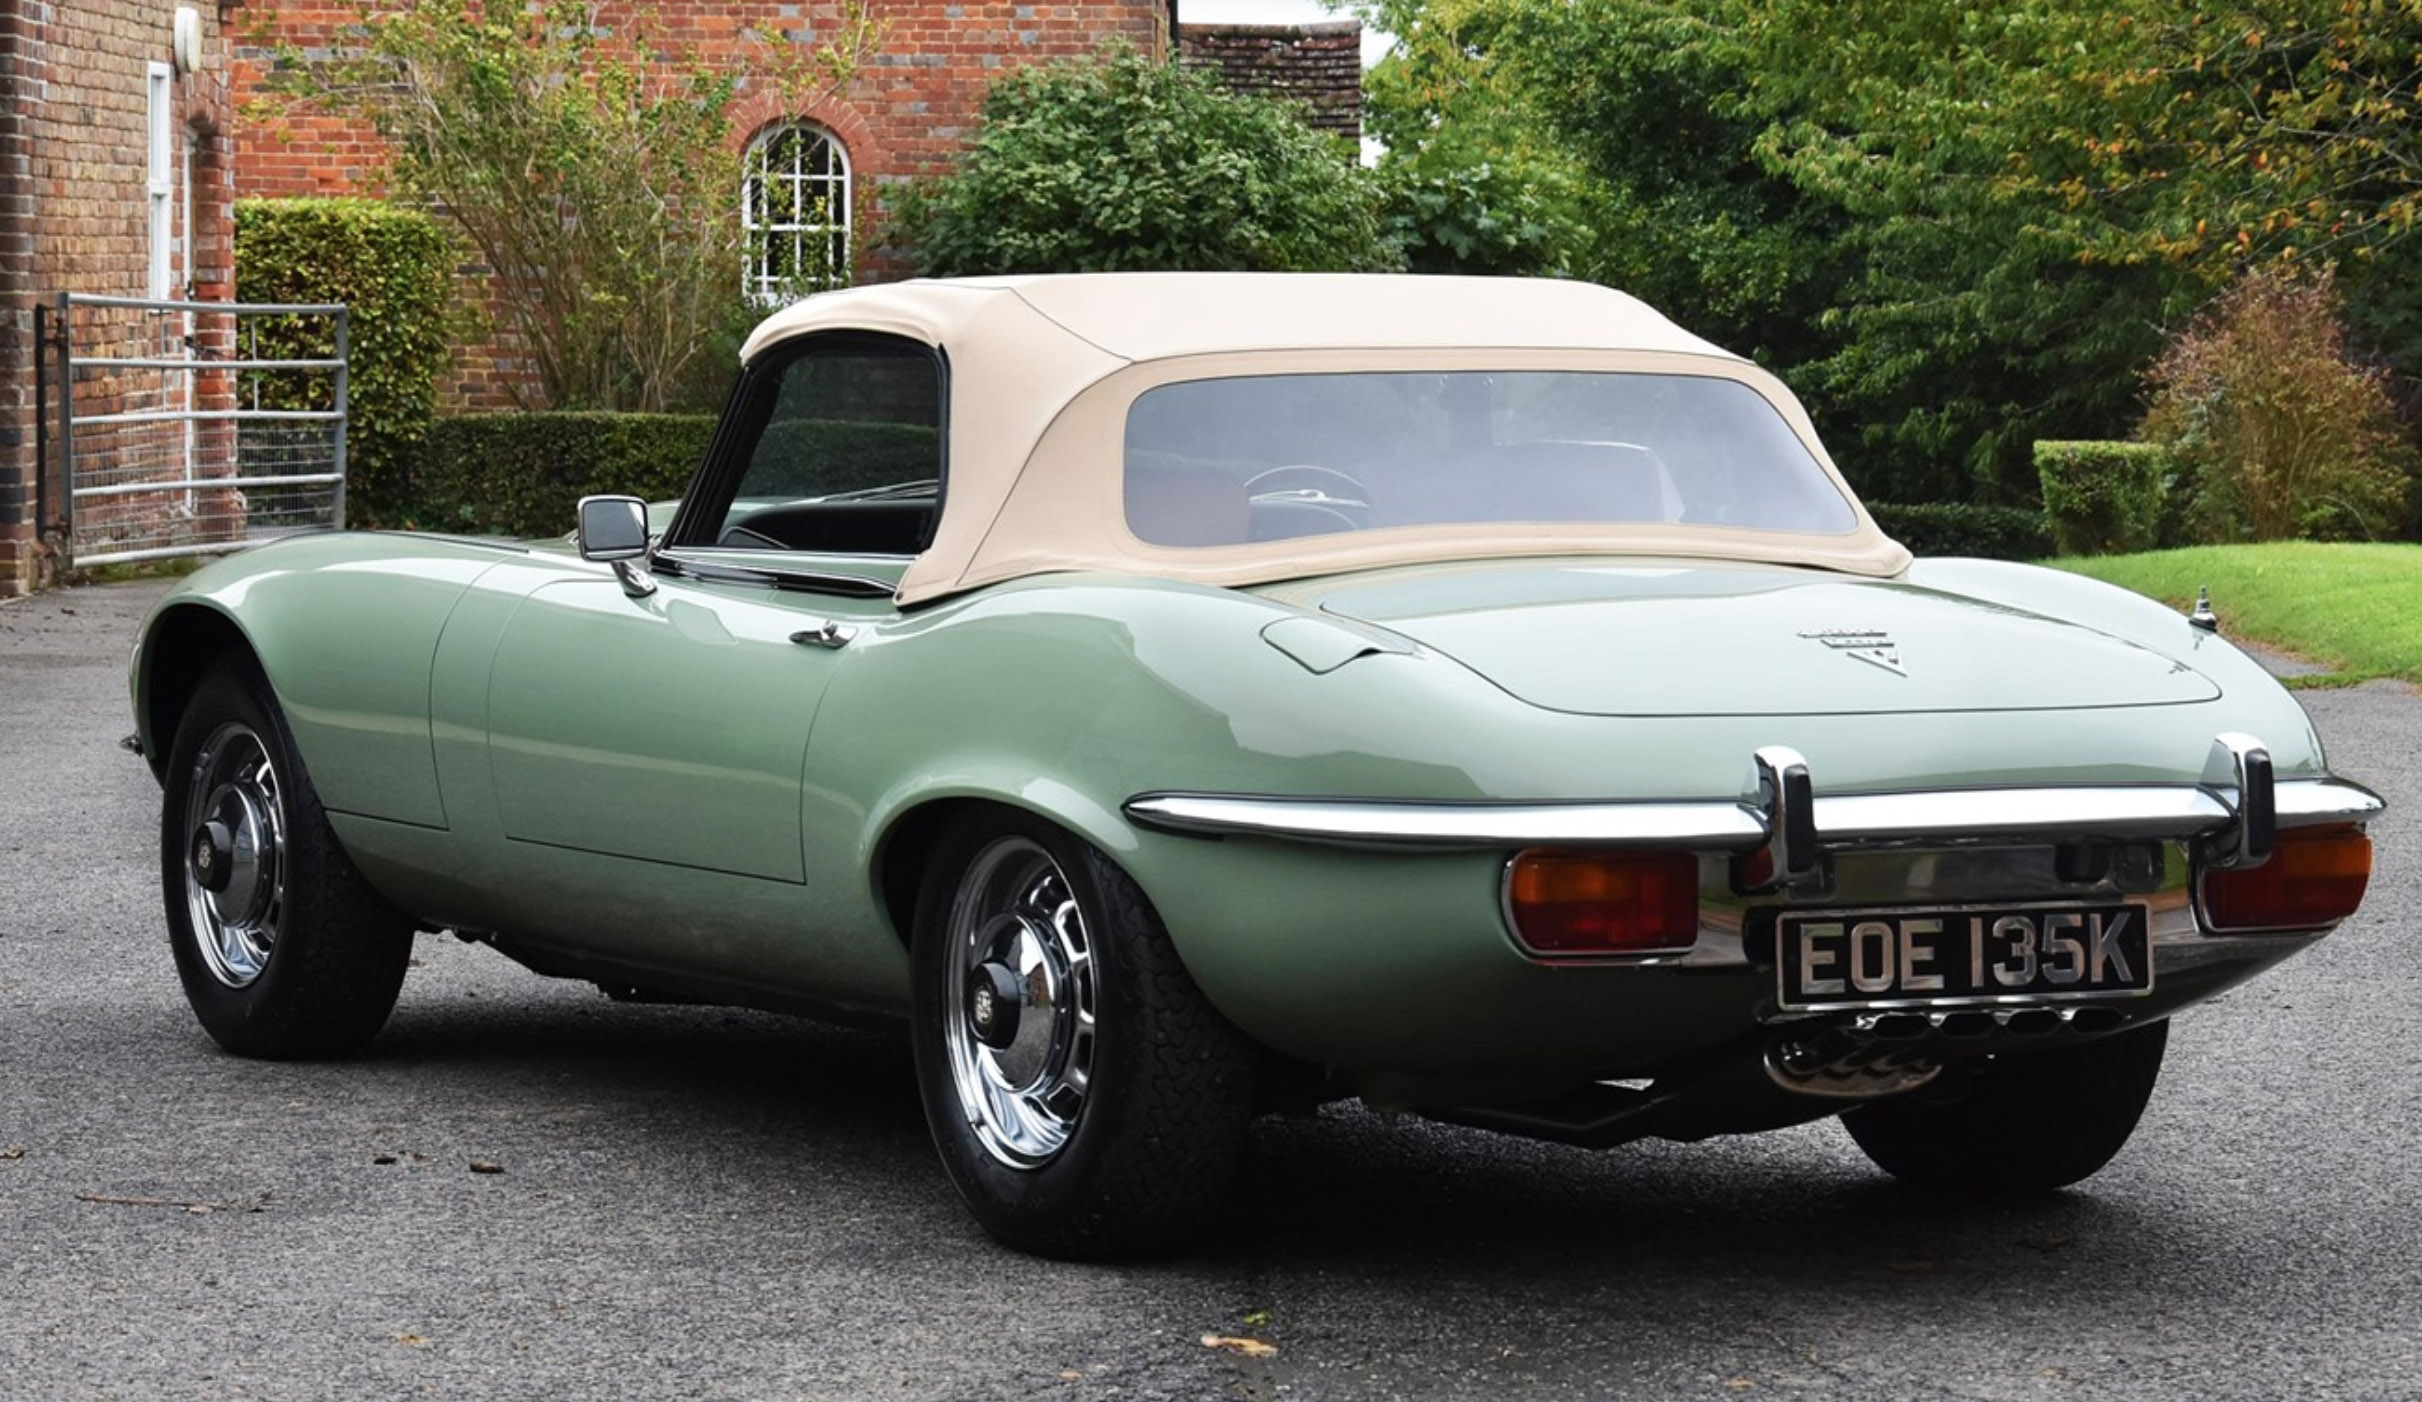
<box><xmin>235</xmin><ymin>198</ymin><xmax>455</xmax><ymax>525</ymax></box>
<box><xmin>747</xmin><ymin>419</ymin><xmax>942</xmax><ymax>497</ymax></box>
<box><xmin>2036</xmin><ymin>440</ymin><xmax>2170</xmax><ymax>557</ymax></box>
<box><xmin>1868</xmin><ymin>502</ymin><xmax>2051</xmax><ymax>561</ymax></box>
<box><xmin>411</xmin><ymin>413</ymin><xmax>941</xmax><ymax>537</ymax></box>
<box><xmin>413</xmin><ymin>413</ymin><xmax>715</xmax><ymax>537</ymax></box>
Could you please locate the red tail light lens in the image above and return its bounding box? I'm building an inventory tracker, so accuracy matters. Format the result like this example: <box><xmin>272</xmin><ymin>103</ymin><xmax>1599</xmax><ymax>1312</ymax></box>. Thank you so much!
<box><xmin>2201</xmin><ymin>827</ymin><xmax>2373</xmax><ymax>933</ymax></box>
<box><xmin>1506</xmin><ymin>849</ymin><xmax>1700</xmax><ymax>956</ymax></box>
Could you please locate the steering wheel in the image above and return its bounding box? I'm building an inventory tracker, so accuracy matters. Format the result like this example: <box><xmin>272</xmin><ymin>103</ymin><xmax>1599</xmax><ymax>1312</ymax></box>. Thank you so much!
<box><xmin>1242</xmin><ymin>464</ymin><xmax>1372</xmax><ymax>542</ymax></box>
<box><xmin>1242</xmin><ymin>464</ymin><xmax>1370</xmax><ymax>510</ymax></box>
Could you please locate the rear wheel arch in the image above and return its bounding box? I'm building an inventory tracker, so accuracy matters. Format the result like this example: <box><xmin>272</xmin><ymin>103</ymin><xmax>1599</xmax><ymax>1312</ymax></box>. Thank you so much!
<box><xmin>871</xmin><ymin>790</ymin><xmax>1143</xmax><ymax>950</ymax></box>
<box><xmin>875</xmin><ymin>798</ymin><xmax>998</xmax><ymax>948</ymax></box>
<box><xmin>141</xmin><ymin>605</ymin><xmax>263</xmax><ymax>779</ymax></box>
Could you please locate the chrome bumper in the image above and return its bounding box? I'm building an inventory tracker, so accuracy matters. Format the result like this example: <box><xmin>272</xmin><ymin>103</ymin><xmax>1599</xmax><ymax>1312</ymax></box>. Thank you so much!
<box><xmin>1124</xmin><ymin>734</ymin><xmax>2383</xmax><ymax>864</ymax></box>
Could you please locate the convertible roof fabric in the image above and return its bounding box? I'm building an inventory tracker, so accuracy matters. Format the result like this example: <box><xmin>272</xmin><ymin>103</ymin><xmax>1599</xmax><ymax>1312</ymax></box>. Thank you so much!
<box><xmin>741</xmin><ymin>275</ymin><xmax>1912</xmax><ymax>606</ymax></box>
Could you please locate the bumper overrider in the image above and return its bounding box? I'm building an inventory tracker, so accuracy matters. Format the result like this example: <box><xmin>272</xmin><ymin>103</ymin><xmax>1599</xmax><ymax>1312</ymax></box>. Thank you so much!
<box><xmin>1124</xmin><ymin>733</ymin><xmax>2382</xmax><ymax>1146</ymax></box>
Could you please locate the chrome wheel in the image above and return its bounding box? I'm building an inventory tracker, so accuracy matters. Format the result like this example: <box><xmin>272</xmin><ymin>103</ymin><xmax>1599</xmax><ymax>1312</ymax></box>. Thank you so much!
<box><xmin>179</xmin><ymin>721</ymin><xmax>286</xmax><ymax>989</ymax></box>
<box><xmin>942</xmin><ymin>837</ymin><xmax>1097</xmax><ymax>1168</ymax></box>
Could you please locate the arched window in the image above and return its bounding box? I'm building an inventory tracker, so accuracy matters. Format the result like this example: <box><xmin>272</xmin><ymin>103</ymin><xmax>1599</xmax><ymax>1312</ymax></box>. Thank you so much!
<box><xmin>742</xmin><ymin>122</ymin><xmax>851</xmax><ymax>304</ymax></box>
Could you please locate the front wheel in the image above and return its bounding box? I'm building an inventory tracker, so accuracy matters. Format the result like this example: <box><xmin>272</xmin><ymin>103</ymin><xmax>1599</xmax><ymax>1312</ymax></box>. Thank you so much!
<box><xmin>162</xmin><ymin>658</ymin><xmax>415</xmax><ymax>1058</ymax></box>
<box><xmin>909</xmin><ymin>813</ymin><xmax>1258</xmax><ymax>1258</ymax></box>
<box><xmin>1841</xmin><ymin>1019</ymin><xmax>2169</xmax><ymax>1192</ymax></box>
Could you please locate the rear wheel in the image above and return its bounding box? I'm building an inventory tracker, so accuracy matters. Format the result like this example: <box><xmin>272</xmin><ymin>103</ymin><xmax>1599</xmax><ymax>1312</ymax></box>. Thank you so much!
<box><xmin>1842</xmin><ymin>1020</ymin><xmax>2169</xmax><ymax>1191</ymax></box>
<box><xmin>163</xmin><ymin>659</ymin><xmax>415</xmax><ymax>1058</ymax></box>
<box><xmin>909</xmin><ymin>812</ymin><xmax>1257</xmax><ymax>1258</ymax></box>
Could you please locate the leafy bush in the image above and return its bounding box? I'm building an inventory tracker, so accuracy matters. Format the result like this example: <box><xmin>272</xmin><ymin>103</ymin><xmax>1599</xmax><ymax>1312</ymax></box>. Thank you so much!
<box><xmin>1868</xmin><ymin>502</ymin><xmax>2051</xmax><ymax>561</ymax></box>
<box><xmin>235</xmin><ymin>198</ymin><xmax>455</xmax><ymax>526</ymax></box>
<box><xmin>2140</xmin><ymin>268</ymin><xmax>2417</xmax><ymax>542</ymax></box>
<box><xmin>413</xmin><ymin>413</ymin><xmax>714</xmax><ymax>537</ymax></box>
<box><xmin>2035</xmin><ymin>441</ymin><xmax>2170</xmax><ymax>557</ymax></box>
<box><xmin>410</xmin><ymin>412</ymin><xmax>941</xmax><ymax>538</ymax></box>
<box><xmin>889</xmin><ymin>43</ymin><xmax>1398</xmax><ymax>275</ymax></box>
<box><xmin>1380</xmin><ymin>155</ymin><xmax>1597</xmax><ymax>278</ymax></box>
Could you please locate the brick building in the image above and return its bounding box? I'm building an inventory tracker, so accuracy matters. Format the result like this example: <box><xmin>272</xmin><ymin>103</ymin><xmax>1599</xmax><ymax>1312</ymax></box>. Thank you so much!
<box><xmin>1</xmin><ymin>0</ymin><xmax>237</xmax><ymax>595</ymax></box>
<box><xmin>0</xmin><ymin>1</ymin><xmax>1364</xmax><ymax>593</ymax></box>
<box><xmin>230</xmin><ymin>3</ymin><xmax>1362</xmax><ymax>407</ymax></box>
<box><xmin>1176</xmin><ymin>20</ymin><xmax>1361</xmax><ymax>145</ymax></box>
<box><xmin>235</xmin><ymin>0</ymin><xmax>1176</xmax><ymax>404</ymax></box>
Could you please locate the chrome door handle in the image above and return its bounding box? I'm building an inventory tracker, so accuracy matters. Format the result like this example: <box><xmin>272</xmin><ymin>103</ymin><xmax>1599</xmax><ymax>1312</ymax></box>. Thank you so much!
<box><xmin>789</xmin><ymin>620</ymin><xmax>856</xmax><ymax>650</ymax></box>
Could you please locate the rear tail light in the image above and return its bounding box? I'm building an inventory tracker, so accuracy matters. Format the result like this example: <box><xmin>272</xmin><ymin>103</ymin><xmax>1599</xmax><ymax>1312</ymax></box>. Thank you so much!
<box><xmin>1506</xmin><ymin>849</ymin><xmax>1700</xmax><ymax>957</ymax></box>
<box><xmin>2200</xmin><ymin>826</ymin><xmax>2372</xmax><ymax>933</ymax></box>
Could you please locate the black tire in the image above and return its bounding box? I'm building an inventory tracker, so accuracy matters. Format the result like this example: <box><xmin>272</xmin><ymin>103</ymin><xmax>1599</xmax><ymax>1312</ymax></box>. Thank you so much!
<box><xmin>1841</xmin><ymin>1020</ymin><xmax>2170</xmax><ymax>1192</ymax></box>
<box><xmin>908</xmin><ymin>811</ymin><xmax>1258</xmax><ymax>1258</ymax></box>
<box><xmin>162</xmin><ymin>657</ymin><xmax>415</xmax><ymax>1058</ymax></box>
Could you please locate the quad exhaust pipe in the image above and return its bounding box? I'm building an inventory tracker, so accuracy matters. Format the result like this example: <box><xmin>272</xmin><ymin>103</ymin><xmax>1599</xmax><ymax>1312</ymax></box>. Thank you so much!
<box><xmin>1847</xmin><ymin>1003</ymin><xmax>2127</xmax><ymax>1042</ymax></box>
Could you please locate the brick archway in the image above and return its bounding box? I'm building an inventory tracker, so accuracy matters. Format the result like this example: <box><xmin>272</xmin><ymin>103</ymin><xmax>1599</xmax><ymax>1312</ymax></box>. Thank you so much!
<box><xmin>728</xmin><ymin>89</ymin><xmax>882</xmax><ymax>179</ymax></box>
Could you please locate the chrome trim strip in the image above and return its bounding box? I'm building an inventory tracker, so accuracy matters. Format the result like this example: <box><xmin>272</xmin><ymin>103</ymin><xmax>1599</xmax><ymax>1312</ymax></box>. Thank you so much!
<box><xmin>1809</xmin><ymin>788</ymin><xmax>2232</xmax><ymax>844</ymax></box>
<box><xmin>1122</xmin><ymin>794</ymin><xmax>1766</xmax><ymax>849</ymax></box>
<box><xmin>2275</xmin><ymin>777</ymin><xmax>2386</xmax><ymax>827</ymax></box>
<box><xmin>1124</xmin><ymin>778</ymin><xmax>2381</xmax><ymax>851</ymax></box>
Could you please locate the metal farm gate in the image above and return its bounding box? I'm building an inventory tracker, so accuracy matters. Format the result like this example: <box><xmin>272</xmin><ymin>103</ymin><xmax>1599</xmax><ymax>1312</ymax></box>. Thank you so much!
<box><xmin>34</xmin><ymin>293</ymin><xmax>349</xmax><ymax>569</ymax></box>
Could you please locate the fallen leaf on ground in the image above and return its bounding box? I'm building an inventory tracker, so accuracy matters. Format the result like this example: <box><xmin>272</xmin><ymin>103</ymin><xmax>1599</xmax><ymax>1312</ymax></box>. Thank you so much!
<box><xmin>469</xmin><ymin>1161</ymin><xmax>505</xmax><ymax>1175</ymax></box>
<box><xmin>396</xmin><ymin>1334</ymin><xmax>426</xmax><ymax>1346</ymax></box>
<box><xmin>1201</xmin><ymin>1335</ymin><xmax>1277</xmax><ymax>1359</ymax></box>
<box><xmin>1</xmin><ymin>1147</ymin><xmax>24</xmax><ymax>1160</ymax></box>
<box><xmin>1058</xmin><ymin>1371</ymin><xmax>1082</xmax><ymax>1381</ymax></box>
<box><xmin>1724</xmin><ymin>1380</ymin><xmax>1756</xmax><ymax>1391</ymax></box>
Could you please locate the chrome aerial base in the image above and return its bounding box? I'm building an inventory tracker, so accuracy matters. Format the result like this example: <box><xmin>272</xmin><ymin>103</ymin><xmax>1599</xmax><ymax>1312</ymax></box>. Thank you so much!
<box><xmin>180</xmin><ymin>721</ymin><xmax>287</xmax><ymax>989</ymax></box>
<box><xmin>941</xmin><ymin>837</ymin><xmax>1098</xmax><ymax>1169</ymax></box>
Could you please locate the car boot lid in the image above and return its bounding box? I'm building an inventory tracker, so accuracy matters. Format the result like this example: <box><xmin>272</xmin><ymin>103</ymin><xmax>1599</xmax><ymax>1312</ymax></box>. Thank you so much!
<box><xmin>1270</xmin><ymin>560</ymin><xmax>2221</xmax><ymax>717</ymax></box>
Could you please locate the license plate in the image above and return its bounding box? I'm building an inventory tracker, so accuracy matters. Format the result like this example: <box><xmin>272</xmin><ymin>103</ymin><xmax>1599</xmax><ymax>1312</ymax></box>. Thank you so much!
<box><xmin>1776</xmin><ymin>903</ymin><xmax>2153</xmax><ymax>1010</ymax></box>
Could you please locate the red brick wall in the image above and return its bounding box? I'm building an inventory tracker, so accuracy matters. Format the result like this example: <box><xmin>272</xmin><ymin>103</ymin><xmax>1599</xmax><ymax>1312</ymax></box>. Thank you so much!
<box><xmin>0</xmin><ymin>0</ymin><xmax>236</xmax><ymax>595</ymax></box>
<box><xmin>233</xmin><ymin>0</ymin><xmax>1168</xmax><ymax>409</ymax></box>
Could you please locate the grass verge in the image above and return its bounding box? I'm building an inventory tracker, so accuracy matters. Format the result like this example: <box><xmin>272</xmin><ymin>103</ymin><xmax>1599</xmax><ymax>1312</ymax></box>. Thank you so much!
<box><xmin>2052</xmin><ymin>542</ymin><xmax>2422</xmax><ymax>687</ymax></box>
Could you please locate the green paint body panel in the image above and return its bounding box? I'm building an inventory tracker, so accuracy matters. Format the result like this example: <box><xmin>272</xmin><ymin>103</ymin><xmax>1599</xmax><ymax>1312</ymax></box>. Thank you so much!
<box><xmin>134</xmin><ymin>532</ymin><xmax>2344</xmax><ymax>1076</ymax></box>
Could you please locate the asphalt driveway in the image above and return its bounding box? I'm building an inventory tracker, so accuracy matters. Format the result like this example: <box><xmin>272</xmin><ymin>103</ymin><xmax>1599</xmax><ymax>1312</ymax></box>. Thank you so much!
<box><xmin>3</xmin><ymin>577</ymin><xmax>2417</xmax><ymax>1400</ymax></box>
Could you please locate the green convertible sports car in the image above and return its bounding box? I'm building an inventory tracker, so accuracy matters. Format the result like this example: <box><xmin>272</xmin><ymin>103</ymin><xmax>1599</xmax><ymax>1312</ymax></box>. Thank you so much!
<box><xmin>131</xmin><ymin>273</ymin><xmax>2382</xmax><ymax>1256</ymax></box>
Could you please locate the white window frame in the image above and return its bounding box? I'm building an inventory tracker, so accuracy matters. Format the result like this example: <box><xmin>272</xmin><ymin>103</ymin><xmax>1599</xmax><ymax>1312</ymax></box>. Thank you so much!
<box><xmin>146</xmin><ymin>62</ymin><xmax>175</xmax><ymax>299</ymax></box>
<box><xmin>741</xmin><ymin>122</ymin><xmax>851</xmax><ymax>306</ymax></box>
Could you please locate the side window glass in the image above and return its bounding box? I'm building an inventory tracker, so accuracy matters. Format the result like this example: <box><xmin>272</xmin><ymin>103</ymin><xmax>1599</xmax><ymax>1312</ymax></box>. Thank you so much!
<box><xmin>712</xmin><ymin>343</ymin><xmax>942</xmax><ymax>554</ymax></box>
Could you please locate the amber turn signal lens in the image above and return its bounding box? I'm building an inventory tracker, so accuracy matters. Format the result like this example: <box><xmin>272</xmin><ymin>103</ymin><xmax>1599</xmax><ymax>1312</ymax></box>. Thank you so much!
<box><xmin>2201</xmin><ymin>827</ymin><xmax>2373</xmax><ymax>933</ymax></box>
<box><xmin>1506</xmin><ymin>849</ymin><xmax>1700</xmax><ymax>956</ymax></box>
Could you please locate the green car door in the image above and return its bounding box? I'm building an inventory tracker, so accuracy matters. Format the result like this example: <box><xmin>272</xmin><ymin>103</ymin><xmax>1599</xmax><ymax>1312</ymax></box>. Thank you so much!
<box><xmin>483</xmin><ymin>574</ymin><xmax>844</xmax><ymax>883</ymax></box>
<box><xmin>466</xmin><ymin>330</ymin><xmax>946</xmax><ymax>980</ymax></box>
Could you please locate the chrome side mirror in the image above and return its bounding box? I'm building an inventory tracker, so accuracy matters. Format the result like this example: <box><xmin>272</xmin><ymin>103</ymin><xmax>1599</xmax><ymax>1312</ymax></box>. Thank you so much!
<box><xmin>576</xmin><ymin>494</ymin><xmax>656</xmax><ymax>597</ymax></box>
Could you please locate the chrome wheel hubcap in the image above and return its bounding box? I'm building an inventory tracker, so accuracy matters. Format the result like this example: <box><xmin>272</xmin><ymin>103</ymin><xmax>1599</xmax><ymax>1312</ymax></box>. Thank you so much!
<box><xmin>942</xmin><ymin>838</ymin><xmax>1096</xmax><ymax>1169</ymax></box>
<box><xmin>180</xmin><ymin>722</ymin><xmax>286</xmax><ymax>989</ymax></box>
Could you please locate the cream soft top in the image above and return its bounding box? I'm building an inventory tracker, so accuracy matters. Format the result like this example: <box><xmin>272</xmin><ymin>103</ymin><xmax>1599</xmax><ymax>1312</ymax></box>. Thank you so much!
<box><xmin>739</xmin><ymin>275</ymin><xmax>1911</xmax><ymax>605</ymax></box>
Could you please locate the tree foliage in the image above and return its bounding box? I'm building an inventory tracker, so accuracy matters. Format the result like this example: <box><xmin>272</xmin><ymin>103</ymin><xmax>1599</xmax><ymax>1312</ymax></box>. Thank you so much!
<box><xmin>261</xmin><ymin>0</ymin><xmax>869</xmax><ymax>412</ymax></box>
<box><xmin>889</xmin><ymin>44</ymin><xmax>1398</xmax><ymax>276</ymax></box>
<box><xmin>1361</xmin><ymin>0</ymin><xmax>2422</xmax><ymax>519</ymax></box>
